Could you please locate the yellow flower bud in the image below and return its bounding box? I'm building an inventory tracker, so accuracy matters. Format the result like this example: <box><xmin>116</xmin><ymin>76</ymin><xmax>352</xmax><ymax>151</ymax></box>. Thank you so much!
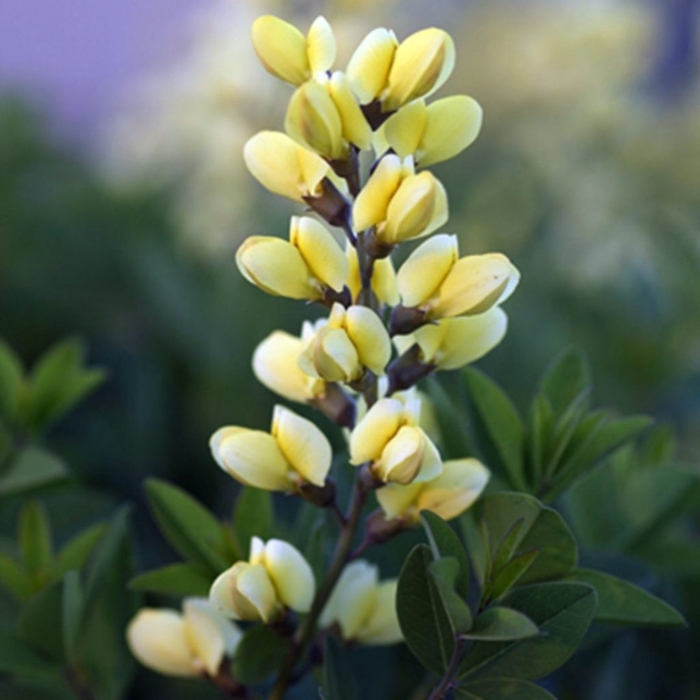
<box><xmin>210</xmin><ymin>538</ymin><xmax>315</xmax><ymax>622</ymax></box>
<box><xmin>349</xmin><ymin>397</ymin><xmax>442</xmax><ymax>484</ymax></box>
<box><xmin>127</xmin><ymin>598</ymin><xmax>242</xmax><ymax>677</ymax></box>
<box><xmin>346</xmin><ymin>242</ymin><xmax>399</xmax><ymax>306</ymax></box>
<box><xmin>396</xmin><ymin>235</ymin><xmax>520</xmax><ymax>319</ymax></box>
<box><xmin>383</xmin><ymin>95</ymin><xmax>483</xmax><ymax>167</ymax></box>
<box><xmin>252</xmin><ymin>15</ymin><xmax>335</xmax><ymax>86</ymax></box>
<box><xmin>244</xmin><ymin>131</ymin><xmax>330</xmax><ymax>203</ymax></box>
<box><xmin>352</xmin><ymin>154</ymin><xmax>404</xmax><ymax>232</ymax></box>
<box><xmin>253</xmin><ymin>330</ymin><xmax>326</xmax><ymax>403</ymax></box>
<box><xmin>329</xmin><ymin>72</ymin><xmax>372</xmax><ymax>151</ymax></box>
<box><xmin>347</xmin><ymin>28</ymin><xmax>399</xmax><ymax>104</ymax></box>
<box><xmin>395</xmin><ymin>308</ymin><xmax>509</xmax><ymax>371</ymax></box>
<box><xmin>376</xmin><ymin>458</ymin><xmax>490</xmax><ymax>521</ymax></box>
<box><xmin>211</xmin><ymin>405</ymin><xmax>331</xmax><ymax>491</ymax></box>
<box><xmin>298</xmin><ymin>303</ymin><xmax>391</xmax><ymax>382</ymax></box>
<box><xmin>236</xmin><ymin>216</ymin><xmax>348</xmax><ymax>301</ymax></box>
<box><xmin>383</xmin><ymin>28</ymin><xmax>456</xmax><ymax>111</ymax></box>
<box><xmin>320</xmin><ymin>561</ymin><xmax>402</xmax><ymax>645</ymax></box>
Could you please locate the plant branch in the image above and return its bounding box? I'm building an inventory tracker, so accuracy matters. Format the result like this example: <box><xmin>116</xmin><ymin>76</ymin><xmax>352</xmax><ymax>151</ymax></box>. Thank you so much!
<box><xmin>427</xmin><ymin>637</ymin><xmax>466</xmax><ymax>700</ymax></box>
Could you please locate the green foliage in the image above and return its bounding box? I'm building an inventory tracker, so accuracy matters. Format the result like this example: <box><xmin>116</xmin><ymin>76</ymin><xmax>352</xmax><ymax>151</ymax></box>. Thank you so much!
<box><xmin>0</xmin><ymin>447</ymin><xmax>69</xmax><ymax>497</ymax></box>
<box><xmin>464</xmin><ymin>606</ymin><xmax>538</xmax><ymax>641</ymax></box>
<box><xmin>129</xmin><ymin>563</ymin><xmax>213</xmax><ymax>598</ymax></box>
<box><xmin>233</xmin><ymin>486</ymin><xmax>275</xmax><ymax>558</ymax></box>
<box><xmin>457</xmin><ymin>678</ymin><xmax>556</xmax><ymax>699</ymax></box>
<box><xmin>232</xmin><ymin>625</ymin><xmax>289</xmax><ymax>685</ymax></box>
<box><xmin>324</xmin><ymin>636</ymin><xmax>359</xmax><ymax>700</ymax></box>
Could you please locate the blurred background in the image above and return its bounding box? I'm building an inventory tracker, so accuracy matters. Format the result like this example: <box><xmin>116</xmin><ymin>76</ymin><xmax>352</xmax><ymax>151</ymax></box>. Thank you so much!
<box><xmin>1</xmin><ymin>0</ymin><xmax>699</xmax><ymax>697</ymax></box>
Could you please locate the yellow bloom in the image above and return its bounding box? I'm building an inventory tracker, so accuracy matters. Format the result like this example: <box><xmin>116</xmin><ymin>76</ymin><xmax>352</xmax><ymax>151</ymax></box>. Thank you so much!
<box><xmin>352</xmin><ymin>154</ymin><xmax>447</xmax><ymax>245</ymax></box>
<box><xmin>236</xmin><ymin>215</ymin><xmax>348</xmax><ymax>301</ymax></box>
<box><xmin>394</xmin><ymin>308</ymin><xmax>508</xmax><ymax>370</ymax></box>
<box><xmin>320</xmin><ymin>561</ymin><xmax>402</xmax><ymax>645</ymax></box>
<box><xmin>210</xmin><ymin>537</ymin><xmax>315</xmax><ymax>622</ymax></box>
<box><xmin>298</xmin><ymin>303</ymin><xmax>391</xmax><ymax>383</ymax></box>
<box><xmin>381</xmin><ymin>95</ymin><xmax>483</xmax><ymax>167</ymax></box>
<box><xmin>349</xmin><ymin>397</ymin><xmax>442</xmax><ymax>484</ymax></box>
<box><xmin>347</xmin><ymin>27</ymin><xmax>455</xmax><ymax>112</ymax></box>
<box><xmin>252</xmin><ymin>15</ymin><xmax>335</xmax><ymax>86</ymax></box>
<box><xmin>210</xmin><ymin>405</ymin><xmax>332</xmax><ymax>491</ymax></box>
<box><xmin>243</xmin><ymin>131</ymin><xmax>330</xmax><ymax>203</ymax></box>
<box><xmin>346</xmin><ymin>242</ymin><xmax>399</xmax><ymax>305</ymax></box>
<box><xmin>253</xmin><ymin>330</ymin><xmax>326</xmax><ymax>403</ymax></box>
<box><xmin>127</xmin><ymin>598</ymin><xmax>242</xmax><ymax>677</ymax></box>
<box><xmin>376</xmin><ymin>458</ymin><xmax>490</xmax><ymax>521</ymax></box>
<box><xmin>396</xmin><ymin>234</ymin><xmax>520</xmax><ymax>319</ymax></box>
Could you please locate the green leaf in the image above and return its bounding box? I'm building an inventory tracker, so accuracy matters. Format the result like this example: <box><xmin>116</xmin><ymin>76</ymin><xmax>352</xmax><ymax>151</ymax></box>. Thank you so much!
<box><xmin>21</xmin><ymin>339</ymin><xmax>105</xmax><ymax>432</ymax></box>
<box><xmin>18</xmin><ymin>581</ymin><xmax>65</xmax><ymax>662</ymax></box>
<box><xmin>0</xmin><ymin>630</ymin><xmax>59</xmax><ymax>679</ymax></box>
<box><xmin>457</xmin><ymin>678</ymin><xmax>556</xmax><ymax>699</ymax></box>
<box><xmin>146</xmin><ymin>478</ymin><xmax>229</xmax><ymax>574</ymax></box>
<box><xmin>425</xmin><ymin>376</ymin><xmax>473</xmax><ymax>458</ymax></box>
<box><xmin>0</xmin><ymin>553</ymin><xmax>32</xmax><ymax>600</ymax></box>
<box><xmin>476</xmin><ymin>492</ymin><xmax>577</xmax><ymax>587</ymax></box>
<box><xmin>61</xmin><ymin>571</ymin><xmax>84</xmax><ymax>663</ymax></box>
<box><xmin>233</xmin><ymin>486</ymin><xmax>274</xmax><ymax>557</ymax></box>
<box><xmin>568</xmin><ymin>569</ymin><xmax>686</xmax><ymax>627</ymax></box>
<box><xmin>19</xmin><ymin>501</ymin><xmax>53</xmax><ymax>584</ymax></box>
<box><xmin>129</xmin><ymin>563</ymin><xmax>213</xmax><ymax>598</ymax></box>
<box><xmin>459</xmin><ymin>511</ymin><xmax>488</xmax><ymax>587</ymax></box>
<box><xmin>421</xmin><ymin>511</ymin><xmax>469</xmax><ymax>597</ymax></box>
<box><xmin>526</xmin><ymin>395</ymin><xmax>554</xmax><ymax>492</ymax></box>
<box><xmin>489</xmin><ymin>551</ymin><xmax>540</xmax><ymax>602</ymax></box>
<box><xmin>463</xmin><ymin>368</ymin><xmax>527</xmax><ymax>491</ymax></box>
<box><xmin>539</xmin><ymin>349</ymin><xmax>590</xmax><ymax>417</ymax></box>
<box><xmin>464</xmin><ymin>606</ymin><xmax>538</xmax><ymax>641</ymax></box>
<box><xmin>52</xmin><ymin>523</ymin><xmax>107</xmax><ymax>580</ymax></box>
<box><xmin>232</xmin><ymin>625</ymin><xmax>288</xmax><ymax>685</ymax></box>
<box><xmin>324</xmin><ymin>636</ymin><xmax>359</xmax><ymax>700</ymax></box>
<box><xmin>459</xmin><ymin>582</ymin><xmax>596</xmax><ymax>681</ymax></box>
<box><xmin>491</xmin><ymin>519</ymin><xmax>526</xmax><ymax>575</ymax></box>
<box><xmin>429</xmin><ymin>558</ymin><xmax>473</xmax><ymax>634</ymax></box>
<box><xmin>0</xmin><ymin>447</ymin><xmax>69</xmax><ymax>497</ymax></box>
<box><xmin>0</xmin><ymin>340</ymin><xmax>24</xmax><ymax>421</ymax></box>
<box><xmin>397</xmin><ymin>544</ymin><xmax>456</xmax><ymax>674</ymax></box>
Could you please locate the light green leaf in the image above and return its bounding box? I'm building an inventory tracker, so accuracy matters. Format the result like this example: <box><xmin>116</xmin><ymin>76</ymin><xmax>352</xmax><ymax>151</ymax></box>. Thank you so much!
<box><xmin>421</xmin><ymin>511</ymin><xmax>469</xmax><ymax>597</ymax></box>
<box><xmin>463</xmin><ymin>368</ymin><xmax>527</xmax><ymax>491</ymax></box>
<box><xmin>19</xmin><ymin>501</ymin><xmax>53</xmax><ymax>585</ymax></box>
<box><xmin>129</xmin><ymin>563</ymin><xmax>213</xmax><ymax>598</ymax></box>
<box><xmin>0</xmin><ymin>553</ymin><xmax>32</xmax><ymax>600</ymax></box>
<box><xmin>62</xmin><ymin>570</ymin><xmax>84</xmax><ymax>663</ymax></box>
<box><xmin>457</xmin><ymin>678</ymin><xmax>556</xmax><ymax>699</ymax></box>
<box><xmin>539</xmin><ymin>349</ymin><xmax>590</xmax><ymax>417</ymax></box>
<box><xmin>146</xmin><ymin>478</ymin><xmax>229</xmax><ymax>574</ymax></box>
<box><xmin>53</xmin><ymin>523</ymin><xmax>107</xmax><ymax>580</ymax></box>
<box><xmin>463</xmin><ymin>606</ymin><xmax>538</xmax><ymax>641</ymax></box>
<box><xmin>429</xmin><ymin>558</ymin><xmax>473</xmax><ymax>635</ymax></box>
<box><xmin>0</xmin><ymin>340</ymin><xmax>24</xmax><ymax>421</ymax></box>
<box><xmin>489</xmin><ymin>551</ymin><xmax>540</xmax><ymax>602</ymax></box>
<box><xmin>568</xmin><ymin>569</ymin><xmax>686</xmax><ymax>627</ymax></box>
<box><xmin>0</xmin><ymin>447</ymin><xmax>69</xmax><ymax>497</ymax></box>
<box><xmin>459</xmin><ymin>582</ymin><xmax>596</xmax><ymax>681</ymax></box>
<box><xmin>232</xmin><ymin>625</ymin><xmax>288</xmax><ymax>685</ymax></box>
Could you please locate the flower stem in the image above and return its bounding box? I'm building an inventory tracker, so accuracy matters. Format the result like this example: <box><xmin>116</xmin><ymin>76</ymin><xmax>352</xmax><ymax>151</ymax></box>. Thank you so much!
<box><xmin>427</xmin><ymin>637</ymin><xmax>465</xmax><ymax>700</ymax></box>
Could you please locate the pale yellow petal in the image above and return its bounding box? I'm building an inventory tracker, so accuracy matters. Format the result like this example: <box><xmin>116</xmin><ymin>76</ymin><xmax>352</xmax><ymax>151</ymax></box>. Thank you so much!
<box><xmin>412</xmin><ymin>433</ymin><xmax>443</xmax><ymax>483</ymax></box>
<box><xmin>347</xmin><ymin>28</ymin><xmax>398</xmax><ymax>104</ymax></box>
<box><xmin>344</xmin><ymin>306</ymin><xmax>391</xmax><ymax>376</ymax></box>
<box><xmin>329</xmin><ymin>71</ymin><xmax>372</xmax><ymax>150</ymax></box>
<box><xmin>263</xmin><ymin>539</ymin><xmax>316</xmax><ymax>613</ymax></box>
<box><xmin>375</xmin><ymin>480</ymin><xmax>423</xmax><ymax>520</ymax></box>
<box><xmin>383</xmin><ymin>100</ymin><xmax>427</xmax><ymax>159</ymax></box>
<box><xmin>349</xmin><ymin>397</ymin><xmax>403</xmax><ymax>464</ymax></box>
<box><xmin>306</xmin><ymin>16</ymin><xmax>336</xmax><ymax>75</ymax></box>
<box><xmin>397</xmin><ymin>233</ymin><xmax>458</xmax><ymax>307</ymax></box>
<box><xmin>352</xmin><ymin>154</ymin><xmax>403</xmax><ymax>232</ymax></box>
<box><xmin>329</xmin><ymin>561</ymin><xmax>378</xmax><ymax>639</ymax></box>
<box><xmin>378</xmin><ymin>425</ymin><xmax>425</xmax><ymax>484</ymax></box>
<box><xmin>359</xmin><ymin>581</ymin><xmax>403</xmax><ymax>645</ymax></box>
<box><xmin>291</xmin><ymin>216</ymin><xmax>348</xmax><ymax>292</ymax></box>
<box><xmin>252</xmin><ymin>16</ymin><xmax>309</xmax><ymax>86</ymax></box>
<box><xmin>236</xmin><ymin>563</ymin><xmax>280</xmax><ymax>622</ymax></box>
<box><xmin>317</xmin><ymin>328</ymin><xmax>360</xmax><ymax>382</ymax></box>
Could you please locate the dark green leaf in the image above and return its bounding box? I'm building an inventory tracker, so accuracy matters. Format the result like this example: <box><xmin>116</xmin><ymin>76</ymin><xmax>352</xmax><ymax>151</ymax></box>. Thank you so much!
<box><xmin>0</xmin><ymin>630</ymin><xmax>59</xmax><ymax>679</ymax></box>
<box><xmin>61</xmin><ymin>571</ymin><xmax>84</xmax><ymax>663</ymax></box>
<box><xmin>324</xmin><ymin>636</ymin><xmax>359</xmax><ymax>700</ymax></box>
<box><xmin>129</xmin><ymin>563</ymin><xmax>213</xmax><ymax>597</ymax></box>
<box><xmin>0</xmin><ymin>553</ymin><xmax>32</xmax><ymax>600</ymax></box>
<box><xmin>463</xmin><ymin>368</ymin><xmax>527</xmax><ymax>491</ymax></box>
<box><xmin>429</xmin><ymin>558</ymin><xmax>473</xmax><ymax>634</ymax></box>
<box><xmin>457</xmin><ymin>678</ymin><xmax>556</xmax><ymax>699</ymax></box>
<box><xmin>568</xmin><ymin>569</ymin><xmax>686</xmax><ymax>627</ymax></box>
<box><xmin>464</xmin><ymin>606</ymin><xmax>538</xmax><ymax>641</ymax></box>
<box><xmin>425</xmin><ymin>376</ymin><xmax>473</xmax><ymax>457</ymax></box>
<box><xmin>234</xmin><ymin>486</ymin><xmax>274</xmax><ymax>557</ymax></box>
<box><xmin>526</xmin><ymin>395</ymin><xmax>553</xmax><ymax>492</ymax></box>
<box><xmin>539</xmin><ymin>350</ymin><xmax>590</xmax><ymax>417</ymax></box>
<box><xmin>232</xmin><ymin>625</ymin><xmax>288</xmax><ymax>685</ymax></box>
<box><xmin>18</xmin><ymin>581</ymin><xmax>65</xmax><ymax>662</ymax></box>
<box><xmin>0</xmin><ymin>447</ymin><xmax>69</xmax><ymax>497</ymax></box>
<box><xmin>19</xmin><ymin>501</ymin><xmax>53</xmax><ymax>584</ymax></box>
<box><xmin>492</xmin><ymin>519</ymin><xmax>526</xmax><ymax>575</ymax></box>
<box><xmin>397</xmin><ymin>544</ymin><xmax>455</xmax><ymax>674</ymax></box>
<box><xmin>53</xmin><ymin>523</ymin><xmax>107</xmax><ymax>580</ymax></box>
<box><xmin>459</xmin><ymin>582</ymin><xmax>596</xmax><ymax>681</ymax></box>
<box><xmin>421</xmin><ymin>511</ymin><xmax>469</xmax><ymax>597</ymax></box>
<box><xmin>0</xmin><ymin>340</ymin><xmax>23</xmax><ymax>420</ymax></box>
<box><xmin>489</xmin><ymin>551</ymin><xmax>540</xmax><ymax>602</ymax></box>
<box><xmin>459</xmin><ymin>511</ymin><xmax>488</xmax><ymax>587</ymax></box>
<box><xmin>146</xmin><ymin>478</ymin><xmax>229</xmax><ymax>573</ymax></box>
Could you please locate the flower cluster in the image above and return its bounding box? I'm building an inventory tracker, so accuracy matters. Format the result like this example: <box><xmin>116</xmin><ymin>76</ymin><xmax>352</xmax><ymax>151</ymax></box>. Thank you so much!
<box><xmin>128</xmin><ymin>11</ymin><xmax>520</xmax><ymax>690</ymax></box>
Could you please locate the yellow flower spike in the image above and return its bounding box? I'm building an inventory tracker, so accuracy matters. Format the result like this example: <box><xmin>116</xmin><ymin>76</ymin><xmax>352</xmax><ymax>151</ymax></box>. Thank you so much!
<box><xmin>376</xmin><ymin>424</ymin><xmax>426</xmax><ymax>484</ymax></box>
<box><xmin>286</xmin><ymin>81</ymin><xmax>345</xmax><ymax>159</ymax></box>
<box><xmin>320</xmin><ymin>561</ymin><xmax>402</xmax><ymax>645</ymax></box>
<box><xmin>343</xmin><ymin>305</ymin><xmax>392</xmax><ymax>376</ymax></box>
<box><xmin>236</xmin><ymin>236</ymin><xmax>318</xmax><ymax>300</ymax></box>
<box><xmin>127</xmin><ymin>599</ymin><xmax>242</xmax><ymax>678</ymax></box>
<box><xmin>210</xmin><ymin>561</ymin><xmax>280</xmax><ymax>622</ymax></box>
<box><xmin>252</xmin><ymin>15</ymin><xmax>335</xmax><ymax>86</ymax></box>
<box><xmin>384</xmin><ymin>95</ymin><xmax>483</xmax><ymax>167</ymax></box>
<box><xmin>350</xmin><ymin>397</ymin><xmax>404</xmax><ymax>464</ymax></box>
<box><xmin>328</xmin><ymin>72</ymin><xmax>372</xmax><ymax>151</ymax></box>
<box><xmin>345</xmin><ymin>242</ymin><xmax>400</xmax><ymax>305</ymax></box>
<box><xmin>289</xmin><ymin>216</ymin><xmax>348</xmax><ymax>292</ymax></box>
<box><xmin>352</xmin><ymin>154</ymin><xmax>404</xmax><ymax>232</ymax></box>
<box><xmin>271</xmin><ymin>405</ymin><xmax>332</xmax><ymax>487</ymax></box>
<box><xmin>396</xmin><ymin>233</ymin><xmax>459</xmax><ymax>308</ymax></box>
<box><xmin>244</xmin><ymin>131</ymin><xmax>330</xmax><ymax>203</ymax></box>
<box><xmin>347</xmin><ymin>28</ymin><xmax>399</xmax><ymax>104</ymax></box>
<box><xmin>429</xmin><ymin>253</ymin><xmax>520</xmax><ymax>319</ymax></box>
<box><xmin>382</xmin><ymin>170</ymin><xmax>449</xmax><ymax>244</ymax></box>
<box><xmin>376</xmin><ymin>458</ymin><xmax>490</xmax><ymax>522</ymax></box>
<box><xmin>383</xmin><ymin>28</ymin><xmax>456</xmax><ymax>111</ymax></box>
<box><xmin>253</xmin><ymin>330</ymin><xmax>326</xmax><ymax>404</ymax></box>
